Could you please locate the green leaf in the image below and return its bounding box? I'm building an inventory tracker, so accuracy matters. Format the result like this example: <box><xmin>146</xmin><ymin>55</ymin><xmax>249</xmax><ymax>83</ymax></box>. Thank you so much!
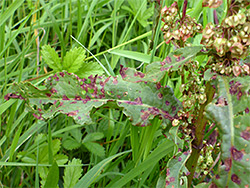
<box><xmin>10</xmin><ymin>72</ymin><xmax>182</xmax><ymax>127</ymax></box>
<box><xmin>82</xmin><ymin>132</ymin><xmax>104</xmax><ymax>143</ymax></box>
<box><xmin>206</xmin><ymin>75</ymin><xmax>250</xmax><ymax>187</ymax></box>
<box><xmin>63</xmin><ymin>158</ymin><xmax>83</xmax><ymax>188</ymax></box>
<box><xmin>107</xmin><ymin>139</ymin><xmax>175</xmax><ymax>187</ymax></box>
<box><xmin>74</xmin><ymin>150</ymin><xmax>131</xmax><ymax>188</ymax></box>
<box><xmin>62</xmin><ymin>47</ymin><xmax>86</xmax><ymax>73</ymax></box>
<box><xmin>83</xmin><ymin>142</ymin><xmax>105</xmax><ymax>157</ymax></box>
<box><xmin>121</xmin><ymin>46</ymin><xmax>203</xmax><ymax>83</ymax></box>
<box><xmin>41</xmin><ymin>45</ymin><xmax>62</xmax><ymax>71</ymax></box>
<box><xmin>108</xmin><ymin>49</ymin><xmax>161</xmax><ymax>64</ymax></box>
<box><xmin>63</xmin><ymin>137</ymin><xmax>81</xmax><ymax>150</ymax></box>
<box><xmin>44</xmin><ymin>161</ymin><xmax>59</xmax><ymax>188</ymax></box>
<box><xmin>75</xmin><ymin>61</ymin><xmax>103</xmax><ymax>78</ymax></box>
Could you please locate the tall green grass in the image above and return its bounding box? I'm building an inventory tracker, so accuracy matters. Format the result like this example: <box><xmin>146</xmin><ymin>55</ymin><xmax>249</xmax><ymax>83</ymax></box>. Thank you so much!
<box><xmin>0</xmin><ymin>0</ymin><xmax>214</xmax><ymax>187</ymax></box>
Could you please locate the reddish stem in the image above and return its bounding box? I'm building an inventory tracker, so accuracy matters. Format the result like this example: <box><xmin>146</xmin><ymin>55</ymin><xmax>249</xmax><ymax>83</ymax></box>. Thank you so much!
<box><xmin>182</xmin><ymin>0</ymin><xmax>188</xmax><ymax>21</ymax></box>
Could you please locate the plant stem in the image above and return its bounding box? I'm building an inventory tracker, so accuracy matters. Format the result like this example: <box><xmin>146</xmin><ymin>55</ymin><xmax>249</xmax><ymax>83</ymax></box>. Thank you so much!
<box><xmin>186</xmin><ymin>82</ymin><xmax>215</xmax><ymax>187</ymax></box>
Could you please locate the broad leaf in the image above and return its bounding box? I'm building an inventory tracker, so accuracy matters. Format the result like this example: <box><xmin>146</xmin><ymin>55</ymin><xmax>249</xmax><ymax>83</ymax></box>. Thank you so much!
<box><xmin>120</xmin><ymin>46</ymin><xmax>203</xmax><ymax>83</ymax></box>
<box><xmin>206</xmin><ymin>76</ymin><xmax>250</xmax><ymax>187</ymax></box>
<box><xmin>63</xmin><ymin>158</ymin><xmax>83</xmax><ymax>188</ymax></box>
<box><xmin>8</xmin><ymin>72</ymin><xmax>182</xmax><ymax>127</ymax></box>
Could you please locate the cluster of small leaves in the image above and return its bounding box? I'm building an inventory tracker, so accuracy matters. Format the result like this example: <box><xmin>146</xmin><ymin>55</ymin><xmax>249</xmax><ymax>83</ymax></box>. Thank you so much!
<box><xmin>196</xmin><ymin>142</ymin><xmax>217</xmax><ymax>177</ymax></box>
<box><xmin>176</xmin><ymin>62</ymin><xmax>207</xmax><ymax>130</ymax></box>
<box><xmin>201</xmin><ymin>6</ymin><xmax>250</xmax><ymax>76</ymax></box>
<box><xmin>41</xmin><ymin>45</ymin><xmax>103</xmax><ymax>78</ymax></box>
<box><xmin>161</xmin><ymin>1</ymin><xmax>202</xmax><ymax>47</ymax></box>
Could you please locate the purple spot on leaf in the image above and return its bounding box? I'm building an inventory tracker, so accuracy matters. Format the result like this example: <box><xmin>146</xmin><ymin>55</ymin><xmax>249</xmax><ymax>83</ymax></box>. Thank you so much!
<box><xmin>33</xmin><ymin>113</ymin><xmax>43</xmax><ymax>120</ymax></box>
<box><xmin>113</xmin><ymin>77</ymin><xmax>118</xmax><ymax>85</ymax></box>
<box><xmin>134</xmin><ymin>71</ymin><xmax>145</xmax><ymax>78</ymax></box>
<box><xmin>5</xmin><ymin>93</ymin><xmax>25</xmax><ymax>100</ymax></box>
<box><xmin>156</xmin><ymin>82</ymin><xmax>161</xmax><ymax>89</ymax></box>
<box><xmin>166</xmin><ymin>56</ymin><xmax>172</xmax><ymax>63</ymax></box>
<box><xmin>245</xmin><ymin>107</ymin><xmax>249</xmax><ymax>113</ymax></box>
<box><xmin>141</xmin><ymin>111</ymin><xmax>150</xmax><ymax>120</ymax></box>
<box><xmin>172</xmin><ymin>106</ymin><xmax>176</xmax><ymax>111</ymax></box>
<box><xmin>66</xmin><ymin>110</ymin><xmax>78</xmax><ymax>117</ymax></box>
<box><xmin>53</xmin><ymin>74</ymin><xmax>59</xmax><ymax>81</ymax></box>
<box><xmin>241</xmin><ymin>129</ymin><xmax>250</xmax><ymax>141</ymax></box>
<box><xmin>135</xmin><ymin>97</ymin><xmax>142</xmax><ymax>104</ymax></box>
<box><xmin>178</xmin><ymin>157</ymin><xmax>182</xmax><ymax>161</ymax></box>
<box><xmin>169</xmin><ymin>177</ymin><xmax>175</xmax><ymax>182</ymax></box>
<box><xmin>119</xmin><ymin>65</ymin><xmax>128</xmax><ymax>79</ymax></box>
<box><xmin>224</xmin><ymin>158</ymin><xmax>232</xmax><ymax>171</ymax></box>
<box><xmin>75</xmin><ymin>96</ymin><xmax>82</xmax><ymax>101</ymax></box>
<box><xmin>231</xmin><ymin>174</ymin><xmax>241</xmax><ymax>185</ymax></box>
<box><xmin>70</xmin><ymin>101</ymin><xmax>77</xmax><ymax>104</ymax></box>
<box><xmin>59</xmin><ymin>72</ymin><xmax>65</xmax><ymax>77</ymax></box>
<box><xmin>158</xmin><ymin>93</ymin><xmax>163</xmax><ymax>99</ymax></box>
<box><xmin>165</xmin><ymin>101</ymin><xmax>170</xmax><ymax>106</ymax></box>
<box><xmin>231</xmin><ymin>147</ymin><xmax>243</xmax><ymax>161</ymax></box>
<box><xmin>62</xmin><ymin>95</ymin><xmax>69</xmax><ymax>100</ymax></box>
<box><xmin>58</xmin><ymin>102</ymin><xmax>63</xmax><ymax>107</ymax></box>
<box><xmin>50</xmin><ymin>88</ymin><xmax>57</xmax><ymax>94</ymax></box>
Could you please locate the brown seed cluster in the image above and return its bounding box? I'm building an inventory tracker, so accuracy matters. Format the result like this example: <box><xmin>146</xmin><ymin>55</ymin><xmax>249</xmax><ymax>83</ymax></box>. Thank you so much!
<box><xmin>201</xmin><ymin>8</ymin><xmax>250</xmax><ymax>76</ymax></box>
<box><xmin>202</xmin><ymin>0</ymin><xmax>222</xmax><ymax>8</ymax></box>
<box><xmin>161</xmin><ymin>2</ymin><xmax>202</xmax><ymax>47</ymax></box>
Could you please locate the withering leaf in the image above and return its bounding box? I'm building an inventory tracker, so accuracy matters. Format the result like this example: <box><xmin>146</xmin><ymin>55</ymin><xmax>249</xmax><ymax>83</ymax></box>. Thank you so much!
<box><xmin>7</xmin><ymin>72</ymin><xmax>182</xmax><ymax>127</ymax></box>
<box><xmin>206</xmin><ymin>75</ymin><xmax>250</xmax><ymax>187</ymax></box>
<box><xmin>121</xmin><ymin>46</ymin><xmax>203</xmax><ymax>83</ymax></box>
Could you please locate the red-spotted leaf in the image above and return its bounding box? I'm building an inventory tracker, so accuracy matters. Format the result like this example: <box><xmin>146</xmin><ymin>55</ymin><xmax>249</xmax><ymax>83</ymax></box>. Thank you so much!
<box><xmin>7</xmin><ymin>72</ymin><xmax>182</xmax><ymax>127</ymax></box>
<box><xmin>166</xmin><ymin>151</ymin><xmax>191</xmax><ymax>187</ymax></box>
<box><xmin>120</xmin><ymin>46</ymin><xmax>203</xmax><ymax>83</ymax></box>
<box><xmin>206</xmin><ymin>76</ymin><xmax>250</xmax><ymax>188</ymax></box>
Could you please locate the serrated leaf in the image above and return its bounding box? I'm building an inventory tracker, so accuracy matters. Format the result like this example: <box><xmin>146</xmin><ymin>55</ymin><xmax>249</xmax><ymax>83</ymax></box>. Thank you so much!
<box><xmin>206</xmin><ymin>75</ymin><xmax>250</xmax><ymax>187</ymax></box>
<box><xmin>83</xmin><ymin>142</ymin><xmax>105</xmax><ymax>157</ymax></box>
<box><xmin>63</xmin><ymin>137</ymin><xmax>81</xmax><ymax>150</ymax></box>
<box><xmin>82</xmin><ymin>132</ymin><xmax>104</xmax><ymax>143</ymax></box>
<box><xmin>75</xmin><ymin>61</ymin><xmax>103</xmax><ymax>78</ymax></box>
<box><xmin>63</xmin><ymin>158</ymin><xmax>83</xmax><ymax>188</ymax></box>
<box><xmin>9</xmin><ymin>72</ymin><xmax>182</xmax><ymax>127</ymax></box>
<box><xmin>44</xmin><ymin>161</ymin><xmax>59</xmax><ymax>188</ymax></box>
<box><xmin>41</xmin><ymin>45</ymin><xmax>62</xmax><ymax>71</ymax></box>
<box><xmin>62</xmin><ymin>47</ymin><xmax>86</xmax><ymax>73</ymax></box>
<box><xmin>121</xmin><ymin>46</ymin><xmax>203</xmax><ymax>83</ymax></box>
